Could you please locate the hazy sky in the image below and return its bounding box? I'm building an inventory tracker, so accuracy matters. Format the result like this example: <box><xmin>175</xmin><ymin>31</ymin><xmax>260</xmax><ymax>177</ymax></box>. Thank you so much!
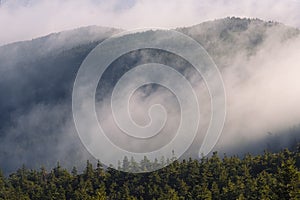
<box><xmin>0</xmin><ymin>0</ymin><xmax>300</xmax><ymax>45</ymax></box>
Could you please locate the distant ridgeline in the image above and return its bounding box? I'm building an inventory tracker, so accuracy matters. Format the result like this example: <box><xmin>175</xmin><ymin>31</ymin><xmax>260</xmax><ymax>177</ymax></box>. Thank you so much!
<box><xmin>0</xmin><ymin>17</ymin><xmax>299</xmax><ymax>174</ymax></box>
<box><xmin>0</xmin><ymin>144</ymin><xmax>300</xmax><ymax>200</ymax></box>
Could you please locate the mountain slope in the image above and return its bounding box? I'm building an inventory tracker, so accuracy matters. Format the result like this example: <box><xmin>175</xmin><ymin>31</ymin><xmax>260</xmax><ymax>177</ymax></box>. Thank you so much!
<box><xmin>0</xmin><ymin>17</ymin><xmax>299</xmax><ymax>174</ymax></box>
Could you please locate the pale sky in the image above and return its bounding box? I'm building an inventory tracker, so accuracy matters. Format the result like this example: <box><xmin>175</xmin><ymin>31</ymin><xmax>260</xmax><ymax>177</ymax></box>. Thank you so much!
<box><xmin>0</xmin><ymin>0</ymin><xmax>300</xmax><ymax>45</ymax></box>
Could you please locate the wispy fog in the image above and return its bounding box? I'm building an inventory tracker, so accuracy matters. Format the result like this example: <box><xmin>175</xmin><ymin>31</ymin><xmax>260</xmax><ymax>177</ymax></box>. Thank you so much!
<box><xmin>0</xmin><ymin>14</ymin><xmax>299</xmax><ymax>173</ymax></box>
<box><xmin>0</xmin><ymin>0</ymin><xmax>300</xmax><ymax>45</ymax></box>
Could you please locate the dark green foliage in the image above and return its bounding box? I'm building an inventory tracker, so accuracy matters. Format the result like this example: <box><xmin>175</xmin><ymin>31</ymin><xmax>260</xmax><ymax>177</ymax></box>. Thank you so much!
<box><xmin>0</xmin><ymin>146</ymin><xmax>299</xmax><ymax>200</ymax></box>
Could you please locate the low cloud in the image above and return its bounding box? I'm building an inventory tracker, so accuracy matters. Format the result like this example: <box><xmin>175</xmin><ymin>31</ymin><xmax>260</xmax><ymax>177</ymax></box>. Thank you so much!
<box><xmin>0</xmin><ymin>16</ymin><xmax>300</xmax><ymax>173</ymax></box>
<box><xmin>0</xmin><ymin>0</ymin><xmax>300</xmax><ymax>45</ymax></box>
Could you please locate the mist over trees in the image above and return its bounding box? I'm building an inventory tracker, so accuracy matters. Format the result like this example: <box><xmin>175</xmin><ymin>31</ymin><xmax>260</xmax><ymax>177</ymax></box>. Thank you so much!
<box><xmin>0</xmin><ymin>17</ymin><xmax>299</xmax><ymax>174</ymax></box>
<box><xmin>0</xmin><ymin>145</ymin><xmax>299</xmax><ymax>199</ymax></box>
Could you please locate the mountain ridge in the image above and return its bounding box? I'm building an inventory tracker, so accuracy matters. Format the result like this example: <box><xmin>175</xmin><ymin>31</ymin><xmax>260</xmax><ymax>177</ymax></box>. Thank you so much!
<box><xmin>0</xmin><ymin>17</ymin><xmax>299</xmax><ymax>174</ymax></box>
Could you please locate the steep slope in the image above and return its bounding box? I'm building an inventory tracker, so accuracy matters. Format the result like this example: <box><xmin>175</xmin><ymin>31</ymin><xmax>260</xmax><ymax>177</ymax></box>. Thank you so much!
<box><xmin>179</xmin><ymin>17</ymin><xmax>299</xmax><ymax>68</ymax></box>
<box><xmin>0</xmin><ymin>17</ymin><xmax>299</xmax><ymax>174</ymax></box>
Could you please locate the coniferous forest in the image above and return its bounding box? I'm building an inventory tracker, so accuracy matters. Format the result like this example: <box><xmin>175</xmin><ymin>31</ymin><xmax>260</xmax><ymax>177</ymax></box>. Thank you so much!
<box><xmin>0</xmin><ymin>145</ymin><xmax>299</xmax><ymax>200</ymax></box>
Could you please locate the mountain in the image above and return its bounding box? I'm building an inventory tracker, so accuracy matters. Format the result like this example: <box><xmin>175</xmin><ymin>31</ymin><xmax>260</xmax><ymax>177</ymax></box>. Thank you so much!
<box><xmin>179</xmin><ymin>17</ymin><xmax>299</xmax><ymax>68</ymax></box>
<box><xmin>0</xmin><ymin>17</ymin><xmax>299</xmax><ymax>174</ymax></box>
<box><xmin>0</xmin><ymin>26</ymin><xmax>121</xmax><ymax>174</ymax></box>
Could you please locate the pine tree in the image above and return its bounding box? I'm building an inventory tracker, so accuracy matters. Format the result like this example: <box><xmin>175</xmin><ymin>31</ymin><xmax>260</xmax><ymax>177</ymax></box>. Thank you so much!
<box><xmin>276</xmin><ymin>157</ymin><xmax>300</xmax><ymax>199</ymax></box>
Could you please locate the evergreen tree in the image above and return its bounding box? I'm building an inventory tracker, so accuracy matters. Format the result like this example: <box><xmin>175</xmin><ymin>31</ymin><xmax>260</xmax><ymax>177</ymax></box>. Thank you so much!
<box><xmin>0</xmin><ymin>144</ymin><xmax>299</xmax><ymax>200</ymax></box>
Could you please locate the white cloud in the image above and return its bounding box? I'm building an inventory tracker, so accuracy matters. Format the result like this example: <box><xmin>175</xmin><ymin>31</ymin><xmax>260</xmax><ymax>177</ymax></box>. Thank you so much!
<box><xmin>0</xmin><ymin>0</ymin><xmax>299</xmax><ymax>45</ymax></box>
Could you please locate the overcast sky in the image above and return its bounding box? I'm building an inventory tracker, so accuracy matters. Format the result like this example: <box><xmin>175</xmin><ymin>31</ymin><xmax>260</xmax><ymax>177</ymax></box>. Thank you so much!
<box><xmin>0</xmin><ymin>0</ymin><xmax>300</xmax><ymax>45</ymax></box>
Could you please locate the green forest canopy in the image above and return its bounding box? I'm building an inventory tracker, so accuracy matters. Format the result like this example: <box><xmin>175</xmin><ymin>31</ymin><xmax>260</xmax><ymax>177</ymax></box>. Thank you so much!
<box><xmin>0</xmin><ymin>144</ymin><xmax>300</xmax><ymax>200</ymax></box>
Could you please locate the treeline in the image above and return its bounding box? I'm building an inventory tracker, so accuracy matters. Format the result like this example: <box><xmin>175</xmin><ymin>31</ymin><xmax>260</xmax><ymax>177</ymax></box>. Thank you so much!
<box><xmin>0</xmin><ymin>146</ymin><xmax>300</xmax><ymax>200</ymax></box>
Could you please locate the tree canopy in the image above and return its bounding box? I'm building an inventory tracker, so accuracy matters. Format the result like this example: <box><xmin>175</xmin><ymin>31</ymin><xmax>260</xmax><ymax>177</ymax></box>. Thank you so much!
<box><xmin>0</xmin><ymin>144</ymin><xmax>299</xmax><ymax>200</ymax></box>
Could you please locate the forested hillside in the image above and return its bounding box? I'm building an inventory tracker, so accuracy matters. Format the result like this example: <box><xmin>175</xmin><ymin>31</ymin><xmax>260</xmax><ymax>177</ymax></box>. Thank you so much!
<box><xmin>1</xmin><ymin>0</ymin><xmax>300</xmax><ymax>198</ymax></box>
<box><xmin>0</xmin><ymin>17</ymin><xmax>300</xmax><ymax>174</ymax></box>
<box><xmin>1</xmin><ymin>145</ymin><xmax>299</xmax><ymax>200</ymax></box>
